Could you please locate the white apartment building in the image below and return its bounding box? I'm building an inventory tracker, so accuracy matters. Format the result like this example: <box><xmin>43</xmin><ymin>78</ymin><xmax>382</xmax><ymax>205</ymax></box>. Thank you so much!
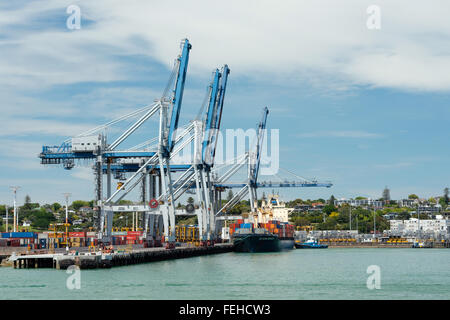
<box><xmin>334</xmin><ymin>198</ymin><xmax>384</xmax><ymax>208</ymax></box>
<box><xmin>390</xmin><ymin>217</ymin><xmax>450</xmax><ymax>235</ymax></box>
<box><xmin>397</xmin><ymin>199</ymin><xmax>417</xmax><ymax>207</ymax></box>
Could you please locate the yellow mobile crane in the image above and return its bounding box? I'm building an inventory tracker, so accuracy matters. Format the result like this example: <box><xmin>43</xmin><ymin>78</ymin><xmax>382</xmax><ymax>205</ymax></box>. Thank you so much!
<box><xmin>48</xmin><ymin>223</ymin><xmax>70</xmax><ymax>253</ymax></box>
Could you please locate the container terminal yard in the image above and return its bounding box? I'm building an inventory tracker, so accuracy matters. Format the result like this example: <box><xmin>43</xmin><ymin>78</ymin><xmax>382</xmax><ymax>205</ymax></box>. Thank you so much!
<box><xmin>0</xmin><ymin>39</ymin><xmax>333</xmax><ymax>268</ymax></box>
<box><xmin>2</xmin><ymin>2</ymin><xmax>450</xmax><ymax>305</ymax></box>
<box><xmin>1</xmin><ymin>39</ymin><xmax>449</xmax><ymax>271</ymax></box>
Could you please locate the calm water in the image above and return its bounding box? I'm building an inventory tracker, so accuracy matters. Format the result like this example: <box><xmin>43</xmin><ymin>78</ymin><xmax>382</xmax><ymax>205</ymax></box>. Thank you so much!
<box><xmin>0</xmin><ymin>248</ymin><xmax>449</xmax><ymax>300</ymax></box>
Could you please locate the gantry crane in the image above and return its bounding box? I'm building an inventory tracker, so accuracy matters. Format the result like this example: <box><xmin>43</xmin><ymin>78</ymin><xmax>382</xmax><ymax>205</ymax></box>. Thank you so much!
<box><xmin>214</xmin><ymin>107</ymin><xmax>332</xmax><ymax>224</ymax></box>
<box><xmin>39</xmin><ymin>38</ymin><xmax>332</xmax><ymax>247</ymax></box>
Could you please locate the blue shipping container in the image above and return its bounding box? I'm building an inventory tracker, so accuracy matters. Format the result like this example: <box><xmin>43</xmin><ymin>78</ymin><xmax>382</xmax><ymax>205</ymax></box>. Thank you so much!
<box><xmin>9</xmin><ymin>232</ymin><xmax>36</xmax><ymax>238</ymax></box>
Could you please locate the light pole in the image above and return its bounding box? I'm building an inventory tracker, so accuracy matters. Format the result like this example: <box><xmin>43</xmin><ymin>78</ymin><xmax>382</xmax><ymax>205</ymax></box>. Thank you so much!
<box><xmin>63</xmin><ymin>193</ymin><xmax>71</xmax><ymax>252</ymax></box>
<box><xmin>349</xmin><ymin>204</ymin><xmax>352</xmax><ymax>231</ymax></box>
<box><xmin>356</xmin><ymin>213</ymin><xmax>358</xmax><ymax>232</ymax></box>
<box><xmin>5</xmin><ymin>205</ymin><xmax>8</xmax><ymax>232</ymax></box>
<box><xmin>373</xmin><ymin>207</ymin><xmax>376</xmax><ymax>239</ymax></box>
<box><xmin>10</xmin><ymin>186</ymin><xmax>20</xmax><ymax>232</ymax></box>
<box><xmin>417</xmin><ymin>203</ymin><xmax>421</xmax><ymax>240</ymax></box>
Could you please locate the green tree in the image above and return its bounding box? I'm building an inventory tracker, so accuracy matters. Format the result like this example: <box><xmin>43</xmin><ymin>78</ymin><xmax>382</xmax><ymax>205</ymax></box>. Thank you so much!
<box><xmin>24</xmin><ymin>195</ymin><xmax>31</xmax><ymax>207</ymax></box>
<box><xmin>286</xmin><ymin>198</ymin><xmax>304</xmax><ymax>208</ymax></box>
<box><xmin>321</xmin><ymin>195</ymin><xmax>337</xmax><ymax>218</ymax></box>
<box><xmin>382</xmin><ymin>186</ymin><xmax>391</xmax><ymax>202</ymax></box>
<box><xmin>52</xmin><ymin>202</ymin><xmax>61</xmax><ymax>212</ymax></box>
<box><xmin>442</xmin><ymin>188</ymin><xmax>449</xmax><ymax>206</ymax></box>
<box><xmin>329</xmin><ymin>195</ymin><xmax>336</xmax><ymax>205</ymax></box>
<box><xmin>227</xmin><ymin>190</ymin><xmax>234</xmax><ymax>201</ymax></box>
<box><xmin>31</xmin><ymin>207</ymin><xmax>56</xmax><ymax>230</ymax></box>
<box><xmin>187</xmin><ymin>197</ymin><xmax>194</xmax><ymax>204</ymax></box>
<box><xmin>71</xmin><ymin>200</ymin><xmax>90</xmax><ymax>211</ymax></box>
<box><xmin>118</xmin><ymin>199</ymin><xmax>133</xmax><ymax>205</ymax></box>
<box><xmin>228</xmin><ymin>200</ymin><xmax>250</xmax><ymax>215</ymax></box>
<box><xmin>408</xmin><ymin>194</ymin><xmax>419</xmax><ymax>200</ymax></box>
<box><xmin>439</xmin><ymin>197</ymin><xmax>448</xmax><ymax>208</ymax></box>
<box><xmin>290</xmin><ymin>216</ymin><xmax>310</xmax><ymax>227</ymax></box>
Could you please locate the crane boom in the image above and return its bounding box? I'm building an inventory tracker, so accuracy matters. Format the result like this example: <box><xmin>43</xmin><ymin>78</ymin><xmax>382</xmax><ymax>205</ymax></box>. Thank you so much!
<box><xmin>167</xmin><ymin>39</ymin><xmax>192</xmax><ymax>153</ymax></box>
<box><xmin>251</xmin><ymin>107</ymin><xmax>269</xmax><ymax>185</ymax></box>
<box><xmin>210</xmin><ymin>64</ymin><xmax>230</xmax><ymax>165</ymax></box>
<box><xmin>202</xmin><ymin>69</ymin><xmax>221</xmax><ymax>164</ymax></box>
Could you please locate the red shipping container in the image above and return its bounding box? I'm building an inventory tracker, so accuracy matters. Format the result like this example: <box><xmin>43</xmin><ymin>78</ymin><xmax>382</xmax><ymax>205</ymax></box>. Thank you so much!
<box><xmin>127</xmin><ymin>231</ymin><xmax>142</xmax><ymax>236</ymax></box>
<box><xmin>69</xmin><ymin>232</ymin><xmax>86</xmax><ymax>238</ymax></box>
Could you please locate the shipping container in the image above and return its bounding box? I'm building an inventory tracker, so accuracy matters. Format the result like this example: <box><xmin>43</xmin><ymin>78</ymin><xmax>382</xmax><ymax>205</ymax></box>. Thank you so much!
<box><xmin>127</xmin><ymin>231</ymin><xmax>142</xmax><ymax>236</ymax></box>
<box><xmin>111</xmin><ymin>231</ymin><xmax>127</xmax><ymax>236</ymax></box>
<box><xmin>69</xmin><ymin>232</ymin><xmax>86</xmax><ymax>238</ymax></box>
<box><xmin>9</xmin><ymin>239</ymin><xmax>20</xmax><ymax>247</ymax></box>
<box><xmin>9</xmin><ymin>232</ymin><xmax>36</xmax><ymax>238</ymax></box>
<box><xmin>39</xmin><ymin>239</ymin><xmax>47</xmax><ymax>249</ymax></box>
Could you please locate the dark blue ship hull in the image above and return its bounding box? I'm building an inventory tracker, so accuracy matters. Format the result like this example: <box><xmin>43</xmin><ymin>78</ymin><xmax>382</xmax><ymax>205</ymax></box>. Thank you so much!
<box><xmin>233</xmin><ymin>233</ymin><xmax>280</xmax><ymax>253</ymax></box>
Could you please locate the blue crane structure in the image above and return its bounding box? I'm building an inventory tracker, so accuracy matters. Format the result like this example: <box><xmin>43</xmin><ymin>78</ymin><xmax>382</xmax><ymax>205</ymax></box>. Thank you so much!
<box><xmin>214</xmin><ymin>107</ymin><xmax>332</xmax><ymax>219</ymax></box>
<box><xmin>38</xmin><ymin>39</ymin><xmax>332</xmax><ymax>245</ymax></box>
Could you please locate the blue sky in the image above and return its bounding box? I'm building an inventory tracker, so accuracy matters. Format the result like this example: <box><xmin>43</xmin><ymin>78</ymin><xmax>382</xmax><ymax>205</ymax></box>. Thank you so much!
<box><xmin>0</xmin><ymin>0</ymin><xmax>449</xmax><ymax>205</ymax></box>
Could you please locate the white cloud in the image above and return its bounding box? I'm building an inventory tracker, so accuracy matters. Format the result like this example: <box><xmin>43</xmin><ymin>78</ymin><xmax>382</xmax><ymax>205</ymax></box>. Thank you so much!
<box><xmin>1</xmin><ymin>0</ymin><xmax>450</xmax><ymax>92</ymax></box>
<box><xmin>297</xmin><ymin>130</ymin><xmax>383</xmax><ymax>138</ymax></box>
<box><xmin>0</xmin><ymin>1</ymin><xmax>449</xmax><ymax>204</ymax></box>
<box><xmin>0</xmin><ymin>118</ymin><xmax>96</xmax><ymax>137</ymax></box>
<box><xmin>374</xmin><ymin>162</ymin><xmax>414</xmax><ymax>169</ymax></box>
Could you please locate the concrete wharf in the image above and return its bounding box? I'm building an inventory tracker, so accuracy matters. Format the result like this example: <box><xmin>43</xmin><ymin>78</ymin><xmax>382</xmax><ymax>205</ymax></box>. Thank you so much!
<box><xmin>2</xmin><ymin>244</ymin><xmax>233</xmax><ymax>270</ymax></box>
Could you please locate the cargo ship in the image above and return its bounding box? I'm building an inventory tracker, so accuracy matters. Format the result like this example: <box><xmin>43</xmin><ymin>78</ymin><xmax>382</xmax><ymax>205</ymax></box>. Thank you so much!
<box><xmin>228</xmin><ymin>220</ymin><xmax>294</xmax><ymax>252</ymax></box>
<box><xmin>223</xmin><ymin>195</ymin><xmax>295</xmax><ymax>252</ymax></box>
<box><xmin>256</xmin><ymin>194</ymin><xmax>295</xmax><ymax>249</ymax></box>
<box><xmin>257</xmin><ymin>221</ymin><xmax>294</xmax><ymax>250</ymax></box>
<box><xmin>232</xmin><ymin>228</ymin><xmax>280</xmax><ymax>253</ymax></box>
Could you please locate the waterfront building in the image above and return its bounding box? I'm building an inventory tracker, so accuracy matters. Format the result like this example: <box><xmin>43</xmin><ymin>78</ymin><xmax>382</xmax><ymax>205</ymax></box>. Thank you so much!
<box><xmin>293</xmin><ymin>204</ymin><xmax>311</xmax><ymax>212</ymax></box>
<box><xmin>389</xmin><ymin>217</ymin><xmax>450</xmax><ymax>236</ymax></box>
<box><xmin>334</xmin><ymin>198</ymin><xmax>384</xmax><ymax>208</ymax></box>
<box><xmin>383</xmin><ymin>213</ymin><xmax>398</xmax><ymax>220</ymax></box>
<box><xmin>417</xmin><ymin>205</ymin><xmax>441</xmax><ymax>215</ymax></box>
<box><xmin>310</xmin><ymin>203</ymin><xmax>325</xmax><ymax>211</ymax></box>
<box><xmin>397</xmin><ymin>199</ymin><xmax>417</xmax><ymax>208</ymax></box>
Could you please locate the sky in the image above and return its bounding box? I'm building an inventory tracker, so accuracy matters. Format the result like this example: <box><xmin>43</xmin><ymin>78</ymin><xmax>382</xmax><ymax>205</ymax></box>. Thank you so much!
<box><xmin>0</xmin><ymin>0</ymin><xmax>449</xmax><ymax>206</ymax></box>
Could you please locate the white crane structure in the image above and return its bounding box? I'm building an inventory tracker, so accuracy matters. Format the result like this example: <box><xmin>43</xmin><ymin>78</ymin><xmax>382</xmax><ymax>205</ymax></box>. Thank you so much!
<box><xmin>39</xmin><ymin>39</ymin><xmax>332</xmax><ymax>248</ymax></box>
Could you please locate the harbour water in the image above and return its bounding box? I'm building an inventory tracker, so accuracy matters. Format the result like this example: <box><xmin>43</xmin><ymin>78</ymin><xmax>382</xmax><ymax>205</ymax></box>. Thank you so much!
<box><xmin>0</xmin><ymin>248</ymin><xmax>449</xmax><ymax>300</ymax></box>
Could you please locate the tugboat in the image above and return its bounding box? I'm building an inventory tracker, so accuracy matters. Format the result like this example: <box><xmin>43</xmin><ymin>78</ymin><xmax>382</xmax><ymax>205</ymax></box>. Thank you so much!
<box><xmin>412</xmin><ymin>240</ymin><xmax>432</xmax><ymax>248</ymax></box>
<box><xmin>232</xmin><ymin>228</ymin><xmax>280</xmax><ymax>253</ymax></box>
<box><xmin>294</xmin><ymin>236</ymin><xmax>328</xmax><ymax>249</ymax></box>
